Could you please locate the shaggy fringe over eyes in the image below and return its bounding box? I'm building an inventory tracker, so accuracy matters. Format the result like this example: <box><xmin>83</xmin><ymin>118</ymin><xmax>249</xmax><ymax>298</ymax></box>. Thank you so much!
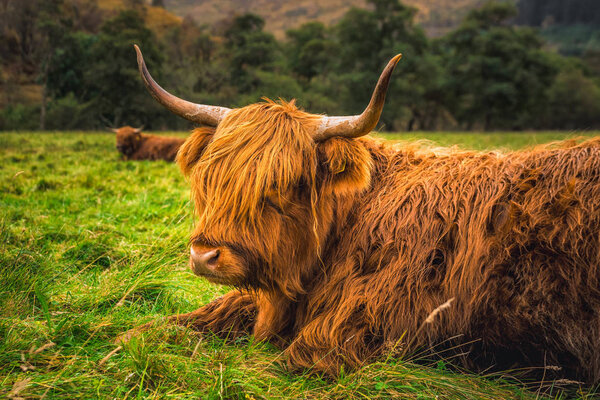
<box><xmin>190</xmin><ymin>99</ymin><xmax>322</xmax><ymax>247</ymax></box>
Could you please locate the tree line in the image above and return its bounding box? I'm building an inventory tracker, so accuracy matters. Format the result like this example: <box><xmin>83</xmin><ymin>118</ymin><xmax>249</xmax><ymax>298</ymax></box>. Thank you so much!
<box><xmin>1</xmin><ymin>0</ymin><xmax>599</xmax><ymax>132</ymax></box>
<box><xmin>516</xmin><ymin>0</ymin><xmax>600</xmax><ymax>26</ymax></box>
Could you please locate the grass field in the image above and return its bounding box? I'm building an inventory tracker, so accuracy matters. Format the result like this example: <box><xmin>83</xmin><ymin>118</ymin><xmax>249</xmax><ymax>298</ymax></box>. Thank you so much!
<box><xmin>1</xmin><ymin>131</ymin><xmax>599</xmax><ymax>399</ymax></box>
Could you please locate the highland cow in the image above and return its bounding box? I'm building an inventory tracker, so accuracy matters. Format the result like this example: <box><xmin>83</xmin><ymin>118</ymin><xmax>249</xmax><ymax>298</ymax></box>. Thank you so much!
<box><xmin>113</xmin><ymin>125</ymin><xmax>184</xmax><ymax>161</ymax></box>
<box><xmin>131</xmin><ymin>44</ymin><xmax>600</xmax><ymax>383</ymax></box>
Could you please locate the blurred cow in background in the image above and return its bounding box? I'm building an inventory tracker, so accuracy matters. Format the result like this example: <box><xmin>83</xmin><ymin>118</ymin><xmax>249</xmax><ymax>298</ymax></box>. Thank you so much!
<box><xmin>113</xmin><ymin>126</ymin><xmax>184</xmax><ymax>161</ymax></box>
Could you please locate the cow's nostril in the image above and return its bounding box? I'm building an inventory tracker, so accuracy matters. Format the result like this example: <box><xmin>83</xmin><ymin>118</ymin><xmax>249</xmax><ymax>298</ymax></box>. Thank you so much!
<box><xmin>206</xmin><ymin>249</ymin><xmax>220</xmax><ymax>266</ymax></box>
<box><xmin>191</xmin><ymin>247</ymin><xmax>220</xmax><ymax>271</ymax></box>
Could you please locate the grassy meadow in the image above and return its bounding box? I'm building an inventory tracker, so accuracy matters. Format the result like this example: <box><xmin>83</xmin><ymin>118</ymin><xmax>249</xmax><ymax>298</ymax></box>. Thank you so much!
<box><xmin>1</xmin><ymin>130</ymin><xmax>599</xmax><ymax>399</ymax></box>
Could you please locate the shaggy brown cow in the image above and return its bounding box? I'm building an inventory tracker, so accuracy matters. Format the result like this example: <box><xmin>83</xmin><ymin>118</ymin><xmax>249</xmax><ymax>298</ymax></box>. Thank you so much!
<box><xmin>132</xmin><ymin>44</ymin><xmax>600</xmax><ymax>383</ymax></box>
<box><xmin>113</xmin><ymin>125</ymin><xmax>184</xmax><ymax>161</ymax></box>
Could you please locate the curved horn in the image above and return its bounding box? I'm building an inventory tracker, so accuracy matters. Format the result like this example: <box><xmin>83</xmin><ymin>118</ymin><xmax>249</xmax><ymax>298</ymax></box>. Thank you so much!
<box><xmin>313</xmin><ymin>54</ymin><xmax>402</xmax><ymax>141</ymax></box>
<box><xmin>134</xmin><ymin>45</ymin><xmax>230</xmax><ymax>126</ymax></box>
<box><xmin>134</xmin><ymin>125</ymin><xmax>144</xmax><ymax>133</ymax></box>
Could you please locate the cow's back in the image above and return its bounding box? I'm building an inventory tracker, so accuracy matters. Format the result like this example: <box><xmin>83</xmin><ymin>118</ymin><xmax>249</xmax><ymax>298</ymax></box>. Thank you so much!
<box><xmin>133</xmin><ymin>135</ymin><xmax>185</xmax><ymax>161</ymax></box>
<box><xmin>312</xmin><ymin>137</ymin><xmax>600</xmax><ymax>381</ymax></box>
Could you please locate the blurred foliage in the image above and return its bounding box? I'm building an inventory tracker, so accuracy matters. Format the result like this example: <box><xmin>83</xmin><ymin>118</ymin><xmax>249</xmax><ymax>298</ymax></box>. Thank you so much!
<box><xmin>1</xmin><ymin>0</ymin><xmax>600</xmax><ymax>131</ymax></box>
<box><xmin>438</xmin><ymin>2</ymin><xmax>558</xmax><ymax>130</ymax></box>
<box><xmin>516</xmin><ymin>0</ymin><xmax>600</xmax><ymax>27</ymax></box>
<box><xmin>84</xmin><ymin>10</ymin><xmax>169</xmax><ymax>127</ymax></box>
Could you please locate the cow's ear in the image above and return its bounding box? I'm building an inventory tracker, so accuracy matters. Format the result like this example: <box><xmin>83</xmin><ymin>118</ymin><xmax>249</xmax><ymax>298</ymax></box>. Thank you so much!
<box><xmin>177</xmin><ymin>127</ymin><xmax>215</xmax><ymax>176</ymax></box>
<box><xmin>317</xmin><ymin>137</ymin><xmax>372</xmax><ymax>196</ymax></box>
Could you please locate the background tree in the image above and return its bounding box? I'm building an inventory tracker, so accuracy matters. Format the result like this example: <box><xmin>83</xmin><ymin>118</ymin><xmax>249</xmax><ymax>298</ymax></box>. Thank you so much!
<box><xmin>286</xmin><ymin>22</ymin><xmax>336</xmax><ymax>81</ymax></box>
<box><xmin>84</xmin><ymin>10</ymin><xmax>166</xmax><ymax>128</ymax></box>
<box><xmin>543</xmin><ymin>56</ymin><xmax>600</xmax><ymax>130</ymax></box>
<box><xmin>332</xmin><ymin>0</ymin><xmax>442</xmax><ymax>130</ymax></box>
<box><xmin>36</xmin><ymin>0</ymin><xmax>88</xmax><ymax>129</ymax></box>
<box><xmin>224</xmin><ymin>13</ymin><xmax>281</xmax><ymax>94</ymax></box>
<box><xmin>439</xmin><ymin>2</ymin><xmax>557</xmax><ymax>130</ymax></box>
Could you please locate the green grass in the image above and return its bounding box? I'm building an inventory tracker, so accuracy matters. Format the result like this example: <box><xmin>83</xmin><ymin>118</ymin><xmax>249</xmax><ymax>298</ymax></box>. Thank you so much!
<box><xmin>1</xmin><ymin>130</ymin><xmax>599</xmax><ymax>399</ymax></box>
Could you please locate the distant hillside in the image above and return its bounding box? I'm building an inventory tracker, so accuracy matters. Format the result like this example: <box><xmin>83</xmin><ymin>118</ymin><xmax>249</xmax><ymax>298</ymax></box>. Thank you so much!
<box><xmin>100</xmin><ymin>0</ymin><xmax>182</xmax><ymax>35</ymax></box>
<box><xmin>161</xmin><ymin>0</ymin><xmax>484</xmax><ymax>38</ymax></box>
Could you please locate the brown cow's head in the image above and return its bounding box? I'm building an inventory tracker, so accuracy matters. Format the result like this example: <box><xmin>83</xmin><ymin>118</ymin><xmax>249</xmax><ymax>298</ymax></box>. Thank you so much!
<box><xmin>113</xmin><ymin>126</ymin><xmax>144</xmax><ymax>156</ymax></box>
<box><xmin>135</xmin><ymin>45</ymin><xmax>401</xmax><ymax>298</ymax></box>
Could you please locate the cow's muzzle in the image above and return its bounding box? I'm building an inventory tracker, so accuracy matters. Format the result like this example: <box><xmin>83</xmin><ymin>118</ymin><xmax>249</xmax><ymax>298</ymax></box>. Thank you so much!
<box><xmin>190</xmin><ymin>245</ymin><xmax>220</xmax><ymax>276</ymax></box>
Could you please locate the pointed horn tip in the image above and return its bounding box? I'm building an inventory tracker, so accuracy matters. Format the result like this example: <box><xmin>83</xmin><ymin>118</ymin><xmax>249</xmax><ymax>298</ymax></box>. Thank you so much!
<box><xmin>313</xmin><ymin>53</ymin><xmax>402</xmax><ymax>141</ymax></box>
<box><xmin>133</xmin><ymin>44</ymin><xmax>144</xmax><ymax>66</ymax></box>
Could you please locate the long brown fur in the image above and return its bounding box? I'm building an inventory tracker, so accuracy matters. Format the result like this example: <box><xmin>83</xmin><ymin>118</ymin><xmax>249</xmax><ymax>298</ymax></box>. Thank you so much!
<box><xmin>115</xmin><ymin>126</ymin><xmax>185</xmax><ymax>161</ymax></box>
<box><xmin>145</xmin><ymin>99</ymin><xmax>600</xmax><ymax>383</ymax></box>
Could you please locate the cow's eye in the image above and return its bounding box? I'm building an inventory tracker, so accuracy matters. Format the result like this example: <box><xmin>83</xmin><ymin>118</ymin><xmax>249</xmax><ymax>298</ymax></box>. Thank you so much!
<box><xmin>264</xmin><ymin>197</ymin><xmax>285</xmax><ymax>215</ymax></box>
